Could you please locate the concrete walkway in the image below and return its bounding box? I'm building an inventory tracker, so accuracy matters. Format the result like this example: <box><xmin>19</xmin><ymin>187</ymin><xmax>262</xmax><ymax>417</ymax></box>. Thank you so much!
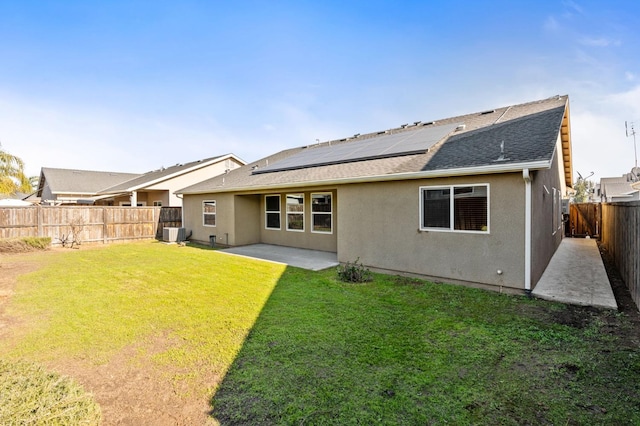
<box><xmin>220</xmin><ymin>244</ymin><xmax>339</xmax><ymax>271</ymax></box>
<box><xmin>532</xmin><ymin>238</ymin><xmax>617</xmax><ymax>310</ymax></box>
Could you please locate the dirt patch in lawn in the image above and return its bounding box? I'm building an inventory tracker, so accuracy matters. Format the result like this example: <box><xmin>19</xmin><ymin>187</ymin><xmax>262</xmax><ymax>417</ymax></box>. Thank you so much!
<box><xmin>0</xmin><ymin>251</ymin><xmax>218</xmax><ymax>426</ymax></box>
<box><xmin>0</xmin><ymin>254</ymin><xmax>42</xmax><ymax>338</ymax></box>
<box><xmin>49</xmin><ymin>334</ymin><xmax>217</xmax><ymax>425</ymax></box>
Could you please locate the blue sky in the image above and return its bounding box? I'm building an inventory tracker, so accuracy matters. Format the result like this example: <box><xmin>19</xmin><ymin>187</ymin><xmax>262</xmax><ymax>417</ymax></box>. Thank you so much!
<box><xmin>1</xmin><ymin>1</ymin><xmax>638</xmax><ymax>183</ymax></box>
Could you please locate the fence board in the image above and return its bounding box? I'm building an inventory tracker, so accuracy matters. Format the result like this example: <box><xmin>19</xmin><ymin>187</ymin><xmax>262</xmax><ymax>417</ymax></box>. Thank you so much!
<box><xmin>600</xmin><ymin>201</ymin><xmax>640</xmax><ymax>310</ymax></box>
<box><xmin>0</xmin><ymin>206</ymin><xmax>180</xmax><ymax>245</ymax></box>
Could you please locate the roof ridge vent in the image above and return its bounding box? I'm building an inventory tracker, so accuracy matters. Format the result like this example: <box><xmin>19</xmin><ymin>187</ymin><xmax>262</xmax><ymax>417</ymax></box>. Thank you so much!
<box><xmin>423</xmin><ymin>121</ymin><xmax>436</xmax><ymax>126</ymax></box>
<box><xmin>480</xmin><ymin>109</ymin><xmax>496</xmax><ymax>115</ymax></box>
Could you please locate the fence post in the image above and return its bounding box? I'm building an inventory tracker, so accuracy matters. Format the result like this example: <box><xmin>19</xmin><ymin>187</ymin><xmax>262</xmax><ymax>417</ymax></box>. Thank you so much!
<box><xmin>103</xmin><ymin>207</ymin><xmax>107</xmax><ymax>244</ymax></box>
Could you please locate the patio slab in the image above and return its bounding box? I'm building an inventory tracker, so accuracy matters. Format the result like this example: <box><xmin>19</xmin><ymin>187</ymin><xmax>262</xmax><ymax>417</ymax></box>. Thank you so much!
<box><xmin>532</xmin><ymin>238</ymin><xmax>617</xmax><ymax>310</ymax></box>
<box><xmin>220</xmin><ymin>244</ymin><xmax>339</xmax><ymax>271</ymax></box>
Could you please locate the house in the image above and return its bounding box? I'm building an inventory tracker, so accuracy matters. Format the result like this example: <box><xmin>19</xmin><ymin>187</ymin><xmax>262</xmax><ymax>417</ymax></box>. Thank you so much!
<box><xmin>35</xmin><ymin>168</ymin><xmax>140</xmax><ymax>205</ymax></box>
<box><xmin>598</xmin><ymin>168</ymin><xmax>640</xmax><ymax>202</ymax></box>
<box><xmin>96</xmin><ymin>154</ymin><xmax>246</xmax><ymax>206</ymax></box>
<box><xmin>177</xmin><ymin>95</ymin><xmax>573</xmax><ymax>293</ymax></box>
<box><xmin>34</xmin><ymin>154</ymin><xmax>245</xmax><ymax>206</ymax></box>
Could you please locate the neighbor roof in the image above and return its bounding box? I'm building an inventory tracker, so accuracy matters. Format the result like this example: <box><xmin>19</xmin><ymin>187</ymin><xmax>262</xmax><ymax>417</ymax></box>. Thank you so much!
<box><xmin>98</xmin><ymin>154</ymin><xmax>245</xmax><ymax>194</ymax></box>
<box><xmin>177</xmin><ymin>95</ymin><xmax>572</xmax><ymax>195</ymax></box>
<box><xmin>38</xmin><ymin>168</ymin><xmax>141</xmax><ymax>196</ymax></box>
<box><xmin>601</xmin><ymin>176</ymin><xmax>638</xmax><ymax>199</ymax></box>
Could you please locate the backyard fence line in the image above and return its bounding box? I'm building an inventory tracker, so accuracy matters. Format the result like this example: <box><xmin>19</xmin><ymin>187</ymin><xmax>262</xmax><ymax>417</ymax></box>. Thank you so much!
<box><xmin>0</xmin><ymin>206</ymin><xmax>182</xmax><ymax>245</ymax></box>
<box><xmin>600</xmin><ymin>201</ymin><xmax>640</xmax><ymax>309</ymax></box>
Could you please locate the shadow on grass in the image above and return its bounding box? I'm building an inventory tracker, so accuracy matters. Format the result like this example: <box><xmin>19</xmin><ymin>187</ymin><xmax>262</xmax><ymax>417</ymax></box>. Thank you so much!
<box><xmin>208</xmin><ymin>265</ymin><xmax>640</xmax><ymax>425</ymax></box>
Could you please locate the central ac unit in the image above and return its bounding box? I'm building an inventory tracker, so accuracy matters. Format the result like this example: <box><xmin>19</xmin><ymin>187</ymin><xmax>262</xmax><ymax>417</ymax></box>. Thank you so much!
<box><xmin>163</xmin><ymin>227</ymin><xmax>186</xmax><ymax>242</ymax></box>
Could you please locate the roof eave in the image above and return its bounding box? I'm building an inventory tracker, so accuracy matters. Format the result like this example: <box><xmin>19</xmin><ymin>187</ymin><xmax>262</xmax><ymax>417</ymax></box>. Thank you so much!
<box><xmin>178</xmin><ymin>160</ymin><xmax>552</xmax><ymax>195</ymax></box>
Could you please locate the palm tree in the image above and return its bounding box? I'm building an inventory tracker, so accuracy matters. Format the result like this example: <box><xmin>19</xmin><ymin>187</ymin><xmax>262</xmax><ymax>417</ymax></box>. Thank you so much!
<box><xmin>0</xmin><ymin>145</ymin><xmax>32</xmax><ymax>196</ymax></box>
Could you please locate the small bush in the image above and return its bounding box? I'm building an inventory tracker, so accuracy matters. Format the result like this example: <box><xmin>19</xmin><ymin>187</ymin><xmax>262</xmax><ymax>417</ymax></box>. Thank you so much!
<box><xmin>0</xmin><ymin>237</ymin><xmax>51</xmax><ymax>253</ymax></box>
<box><xmin>0</xmin><ymin>359</ymin><xmax>101</xmax><ymax>425</ymax></box>
<box><xmin>337</xmin><ymin>258</ymin><xmax>373</xmax><ymax>283</ymax></box>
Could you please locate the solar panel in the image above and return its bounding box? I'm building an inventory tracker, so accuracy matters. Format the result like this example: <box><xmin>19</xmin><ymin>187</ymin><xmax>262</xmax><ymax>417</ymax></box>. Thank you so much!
<box><xmin>254</xmin><ymin>122</ymin><xmax>461</xmax><ymax>174</ymax></box>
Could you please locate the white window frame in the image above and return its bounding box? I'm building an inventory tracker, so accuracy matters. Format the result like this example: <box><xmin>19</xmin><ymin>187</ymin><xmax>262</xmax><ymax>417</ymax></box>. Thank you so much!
<box><xmin>265</xmin><ymin>194</ymin><xmax>281</xmax><ymax>230</ymax></box>
<box><xmin>203</xmin><ymin>200</ymin><xmax>216</xmax><ymax>227</ymax></box>
<box><xmin>153</xmin><ymin>200</ymin><xmax>163</xmax><ymax>207</ymax></box>
<box><xmin>419</xmin><ymin>184</ymin><xmax>490</xmax><ymax>233</ymax></box>
<box><xmin>119</xmin><ymin>201</ymin><xmax>146</xmax><ymax>206</ymax></box>
<box><xmin>552</xmin><ymin>188</ymin><xmax>558</xmax><ymax>235</ymax></box>
<box><xmin>286</xmin><ymin>193</ymin><xmax>305</xmax><ymax>232</ymax></box>
<box><xmin>311</xmin><ymin>192</ymin><xmax>333</xmax><ymax>234</ymax></box>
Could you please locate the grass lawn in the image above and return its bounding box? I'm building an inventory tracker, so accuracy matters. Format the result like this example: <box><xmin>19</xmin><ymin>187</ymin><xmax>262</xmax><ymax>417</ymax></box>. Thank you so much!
<box><xmin>2</xmin><ymin>241</ymin><xmax>640</xmax><ymax>424</ymax></box>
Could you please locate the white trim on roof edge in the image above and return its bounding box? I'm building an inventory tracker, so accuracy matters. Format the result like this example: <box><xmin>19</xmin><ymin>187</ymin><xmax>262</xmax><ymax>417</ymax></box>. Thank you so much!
<box><xmin>177</xmin><ymin>159</ymin><xmax>553</xmax><ymax>195</ymax></box>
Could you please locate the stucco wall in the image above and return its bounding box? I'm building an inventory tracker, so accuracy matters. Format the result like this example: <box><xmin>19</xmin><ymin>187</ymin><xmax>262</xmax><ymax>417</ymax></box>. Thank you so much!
<box><xmin>183</xmin><ymin>193</ymin><xmax>236</xmax><ymax>245</ymax></box>
<box><xmin>259</xmin><ymin>190</ymin><xmax>338</xmax><ymax>252</ymax></box>
<box><xmin>530</xmin><ymin>136</ymin><xmax>565</xmax><ymax>288</ymax></box>
<box><xmin>337</xmin><ymin>174</ymin><xmax>526</xmax><ymax>290</ymax></box>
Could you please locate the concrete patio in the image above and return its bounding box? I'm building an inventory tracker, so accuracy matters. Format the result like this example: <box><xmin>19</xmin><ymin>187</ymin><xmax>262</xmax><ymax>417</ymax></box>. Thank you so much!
<box><xmin>220</xmin><ymin>244</ymin><xmax>339</xmax><ymax>271</ymax></box>
<box><xmin>532</xmin><ymin>238</ymin><xmax>617</xmax><ymax>310</ymax></box>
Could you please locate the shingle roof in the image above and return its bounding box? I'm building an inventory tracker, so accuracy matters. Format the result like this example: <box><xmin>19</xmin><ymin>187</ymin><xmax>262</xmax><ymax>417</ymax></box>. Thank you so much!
<box><xmin>98</xmin><ymin>154</ymin><xmax>236</xmax><ymax>194</ymax></box>
<box><xmin>600</xmin><ymin>176</ymin><xmax>638</xmax><ymax>198</ymax></box>
<box><xmin>178</xmin><ymin>95</ymin><xmax>570</xmax><ymax>195</ymax></box>
<box><xmin>40</xmin><ymin>168</ymin><xmax>141</xmax><ymax>195</ymax></box>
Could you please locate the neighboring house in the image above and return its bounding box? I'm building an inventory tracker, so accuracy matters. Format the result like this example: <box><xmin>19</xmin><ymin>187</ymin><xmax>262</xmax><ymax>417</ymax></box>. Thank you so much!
<box><xmin>599</xmin><ymin>168</ymin><xmax>640</xmax><ymax>202</ymax></box>
<box><xmin>96</xmin><ymin>154</ymin><xmax>246</xmax><ymax>206</ymax></box>
<box><xmin>33</xmin><ymin>154</ymin><xmax>245</xmax><ymax>206</ymax></box>
<box><xmin>177</xmin><ymin>95</ymin><xmax>573</xmax><ymax>293</ymax></box>
<box><xmin>35</xmin><ymin>168</ymin><xmax>140</xmax><ymax>205</ymax></box>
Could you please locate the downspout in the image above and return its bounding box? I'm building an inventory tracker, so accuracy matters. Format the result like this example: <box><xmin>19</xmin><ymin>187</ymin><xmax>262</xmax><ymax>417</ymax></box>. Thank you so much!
<box><xmin>523</xmin><ymin>169</ymin><xmax>532</xmax><ymax>294</ymax></box>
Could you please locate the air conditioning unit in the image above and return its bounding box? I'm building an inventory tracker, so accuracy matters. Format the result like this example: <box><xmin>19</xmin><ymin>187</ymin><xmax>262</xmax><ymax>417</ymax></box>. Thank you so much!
<box><xmin>163</xmin><ymin>227</ymin><xmax>186</xmax><ymax>242</ymax></box>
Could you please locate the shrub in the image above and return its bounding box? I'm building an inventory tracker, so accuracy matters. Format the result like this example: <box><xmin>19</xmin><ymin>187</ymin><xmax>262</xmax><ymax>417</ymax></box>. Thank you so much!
<box><xmin>0</xmin><ymin>359</ymin><xmax>101</xmax><ymax>425</ymax></box>
<box><xmin>0</xmin><ymin>237</ymin><xmax>51</xmax><ymax>253</ymax></box>
<box><xmin>337</xmin><ymin>258</ymin><xmax>373</xmax><ymax>283</ymax></box>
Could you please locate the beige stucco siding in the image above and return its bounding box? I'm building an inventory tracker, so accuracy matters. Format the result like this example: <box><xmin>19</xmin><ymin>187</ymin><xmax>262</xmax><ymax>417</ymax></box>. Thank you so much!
<box><xmin>183</xmin><ymin>193</ymin><xmax>236</xmax><ymax>245</ymax></box>
<box><xmin>259</xmin><ymin>190</ymin><xmax>338</xmax><ymax>252</ymax></box>
<box><xmin>337</xmin><ymin>174</ymin><xmax>526</xmax><ymax>289</ymax></box>
<box><xmin>234</xmin><ymin>194</ymin><xmax>260</xmax><ymax>246</ymax></box>
<box><xmin>530</xmin><ymin>136</ymin><xmax>565</xmax><ymax>288</ymax></box>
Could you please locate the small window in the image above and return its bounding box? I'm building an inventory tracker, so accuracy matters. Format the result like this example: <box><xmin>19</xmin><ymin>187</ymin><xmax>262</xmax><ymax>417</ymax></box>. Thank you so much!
<box><xmin>286</xmin><ymin>194</ymin><xmax>304</xmax><ymax>231</ymax></box>
<box><xmin>153</xmin><ymin>200</ymin><xmax>163</xmax><ymax>207</ymax></box>
<box><xmin>203</xmin><ymin>200</ymin><xmax>216</xmax><ymax>226</ymax></box>
<box><xmin>311</xmin><ymin>193</ymin><xmax>332</xmax><ymax>233</ymax></box>
<box><xmin>420</xmin><ymin>184</ymin><xmax>489</xmax><ymax>232</ymax></box>
<box><xmin>265</xmin><ymin>195</ymin><xmax>281</xmax><ymax>230</ymax></box>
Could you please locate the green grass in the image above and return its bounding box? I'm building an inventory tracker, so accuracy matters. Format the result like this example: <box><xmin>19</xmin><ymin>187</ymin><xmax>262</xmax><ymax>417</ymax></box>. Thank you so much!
<box><xmin>212</xmin><ymin>269</ymin><xmax>640</xmax><ymax>425</ymax></box>
<box><xmin>2</xmin><ymin>241</ymin><xmax>286</xmax><ymax>396</ymax></box>
<box><xmin>0</xmin><ymin>359</ymin><xmax>101</xmax><ymax>425</ymax></box>
<box><xmin>2</xmin><ymin>241</ymin><xmax>640</xmax><ymax>424</ymax></box>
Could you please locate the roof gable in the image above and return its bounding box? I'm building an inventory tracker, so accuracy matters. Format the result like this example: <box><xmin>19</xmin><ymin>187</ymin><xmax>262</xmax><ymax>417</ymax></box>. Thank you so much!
<box><xmin>422</xmin><ymin>107</ymin><xmax>565</xmax><ymax>171</ymax></box>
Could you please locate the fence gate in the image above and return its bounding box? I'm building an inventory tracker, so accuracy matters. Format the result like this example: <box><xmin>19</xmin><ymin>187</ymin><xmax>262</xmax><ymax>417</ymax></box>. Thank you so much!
<box><xmin>569</xmin><ymin>202</ymin><xmax>601</xmax><ymax>238</ymax></box>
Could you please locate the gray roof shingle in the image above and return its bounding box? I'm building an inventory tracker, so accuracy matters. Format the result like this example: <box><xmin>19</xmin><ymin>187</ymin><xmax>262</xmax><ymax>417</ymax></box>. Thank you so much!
<box><xmin>178</xmin><ymin>95</ymin><xmax>570</xmax><ymax>195</ymax></box>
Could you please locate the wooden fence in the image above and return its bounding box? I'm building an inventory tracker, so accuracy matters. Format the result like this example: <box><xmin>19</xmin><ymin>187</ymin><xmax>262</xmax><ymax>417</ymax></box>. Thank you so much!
<box><xmin>569</xmin><ymin>202</ymin><xmax>601</xmax><ymax>237</ymax></box>
<box><xmin>0</xmin><ymin>206</ymin><xmax>182</xmax><ymax>245</ymax></box>
<box><xmin>600</xmin><ymin>201</ymin><xmax>640</xmax><ymax>309</ymax></box>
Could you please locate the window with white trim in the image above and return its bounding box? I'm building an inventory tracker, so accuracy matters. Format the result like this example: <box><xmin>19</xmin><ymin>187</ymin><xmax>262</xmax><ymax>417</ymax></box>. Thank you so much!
<box><xmin>265</xmin><ymin>195</ymin><xmax>281</xmax><ymax>230</ymax></box>
<box><xmin>420</xmin><ymin>184</ymin><xmax>489</xmax><ymax>232</ymax></box>
<box><xmin>311</xmin><ymin>193</ymin><xmax>332</xmax><ymax>233</ymax></box>
<box><xmin>153</xmin><ymin>200</ymin><xmax>163</xmax><ymax>207</ymax></box>
<box><xmin>286</xmin><ymin>194</ymin><xmax>304</xmax><ymax>231</ymax></box>
<box><xmin>203</xmin><ymin>200</ymin><xmax>216</xmax><ymax>226</ymax></box>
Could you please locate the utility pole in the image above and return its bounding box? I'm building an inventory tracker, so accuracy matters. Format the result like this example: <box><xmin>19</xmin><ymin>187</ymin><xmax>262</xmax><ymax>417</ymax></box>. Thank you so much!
<box><xmin>626</xmin><ymin>121</ymin><xmax>638</xmax><ymax>168</ymax></box>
